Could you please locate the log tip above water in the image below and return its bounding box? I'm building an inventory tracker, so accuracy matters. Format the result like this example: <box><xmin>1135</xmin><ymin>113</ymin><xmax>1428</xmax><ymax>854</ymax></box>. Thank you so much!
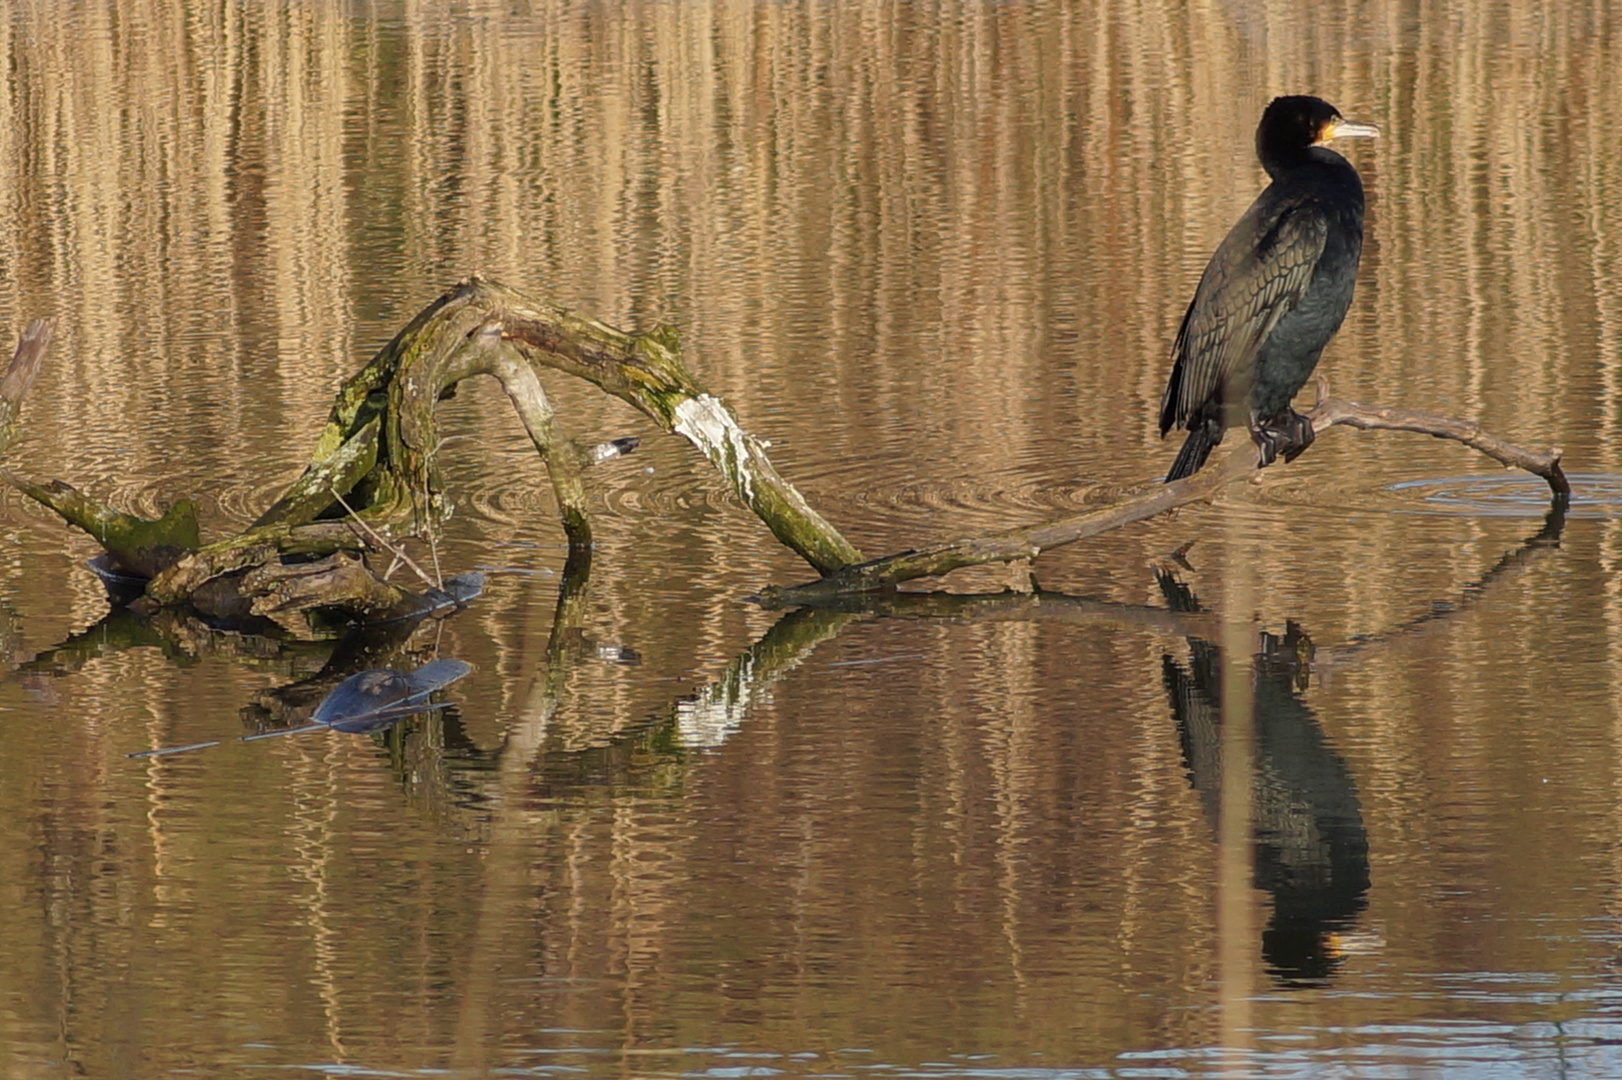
<box><xmin>0</xmin><ymin>317</ymin><xmax>54</xmax><ymax>403</ymax></box>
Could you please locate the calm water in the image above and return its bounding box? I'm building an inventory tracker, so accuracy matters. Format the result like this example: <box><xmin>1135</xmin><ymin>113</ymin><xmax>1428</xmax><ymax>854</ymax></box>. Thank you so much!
<box><xmin>3</xmin><ymin>2</ymin><xmax>1622</xmax><ymax>1078</ymax></box>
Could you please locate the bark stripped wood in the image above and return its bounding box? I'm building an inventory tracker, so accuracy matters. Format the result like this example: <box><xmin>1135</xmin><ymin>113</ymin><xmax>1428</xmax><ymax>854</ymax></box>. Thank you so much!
<box><xmin>477</xmin><ymin>278</ymin><xmax>863</xmax><ymax>573</ymax></box>
<box><xmin>759</xmin><ymin>446</ymin><xmax>1258</xmax><ymax>603</ymax></box>
<box><xmin>1307</xmin><ymin>378</ymin><xmax>1569</xmax><ymax>497</ymax></box>
<box><xmin>760</xmin><ymin>380</ymin><xmax>1571</xmax><ymax>604</ymax></box>
<box><xmin>0</xmin><ymin>319</ymin><xmax>53</xmax><ymax>454</ymax></box>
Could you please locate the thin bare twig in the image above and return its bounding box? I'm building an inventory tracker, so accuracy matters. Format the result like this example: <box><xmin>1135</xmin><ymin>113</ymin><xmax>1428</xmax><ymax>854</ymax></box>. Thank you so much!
<box><xmin>331</xmin><ymin>488</ymin><xmax>438</xmax><ymax>590</ymax></box>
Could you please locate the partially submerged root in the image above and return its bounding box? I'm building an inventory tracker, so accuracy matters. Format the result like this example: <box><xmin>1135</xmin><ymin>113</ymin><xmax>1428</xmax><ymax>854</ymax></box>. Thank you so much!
<box><xmin>2</xmin><ymin>279</ymin><xmax>852</xmax><ymax>630</ymax></box>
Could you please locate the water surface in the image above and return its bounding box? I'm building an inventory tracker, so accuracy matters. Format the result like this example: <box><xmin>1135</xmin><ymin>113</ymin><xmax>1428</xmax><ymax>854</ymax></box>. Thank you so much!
<box><xmin>2</xmin><ymin>3</ymin><xmax>1621</xmax><ymax>1078</ymax></box>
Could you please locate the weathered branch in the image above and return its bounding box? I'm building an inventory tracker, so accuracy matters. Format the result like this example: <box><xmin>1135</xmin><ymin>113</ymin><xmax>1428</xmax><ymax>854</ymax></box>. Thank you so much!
<box><xmin>0</xmin><ymin>319</ymin><xmax>53</xmax><ymax>455</ymax></box>
<box><xmin>139</xmin><ymin>281</ymin><xmax>614</xmax><ymax>612</ymax></box>
<box><xmin>484</xmin><ymin>339</ymin><xmax>592</xmax><ymax>548</ymax></box>
<box><xmin>241</xmin><ymin>551</ymin><xmax>420</xmax><ymax>624</ymax></box>
<box><xmin>4</xmin><ymin>282</ymin><xmax>842</xmax><ymax>624</ymax></box>
<box><xmin>259</xmin><ymin>277</ymin><xmax>859</xmax><ymax>573</ymax></box>
<box><xmin>1307</xmin><ymin>378</ymin><xmax>1568</xmax><ymax>497</ymax></box>
<box><xmin>235</xmin><ymin>555</ymin><xmax>485</xmax><ymax>636</ymax></box>
<box><xmin>4</xmin><ymin>279</ymin><xmax>861</xmax><ymax>625</ymax></box>
<box><xmin>761</xmin><ymin>380</ymin><xmax>1570</xmax><ymax>604</ymax></box>
<box><xmin>141</xmin><ymin>521</ymin><xmax>368</xmax><ymax>607</ymax></box>
<box><xmin>483</xmin><ymin>278</ymin><xmax>864</xmax><ymax>573</ymax></box>
<box><xmin>252</xmin><ymin>418</ymin><xmax>380</xmax><ymax>529</ymax></box>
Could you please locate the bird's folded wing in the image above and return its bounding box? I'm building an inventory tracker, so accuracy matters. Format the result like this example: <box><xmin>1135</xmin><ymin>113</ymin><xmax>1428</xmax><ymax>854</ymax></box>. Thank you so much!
<box><xmin>1162</xmin><ymin>198</ymin><xmax>1330</xmax><ymax>426</ymax></box>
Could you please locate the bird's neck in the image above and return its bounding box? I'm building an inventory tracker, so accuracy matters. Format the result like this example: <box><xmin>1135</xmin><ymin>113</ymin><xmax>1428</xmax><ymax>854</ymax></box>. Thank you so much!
<box><xmin>1262</xmin><ymin>145</ymin><xmax>1351</xmax><ymax>182</ymax></box>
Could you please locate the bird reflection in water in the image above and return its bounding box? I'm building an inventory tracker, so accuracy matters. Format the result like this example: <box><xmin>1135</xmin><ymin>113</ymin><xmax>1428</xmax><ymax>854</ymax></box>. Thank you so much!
<box><xmin>1157</xmin><ymin>570</ymin><xmax>1371</xmax><ymax>986</ymax></box>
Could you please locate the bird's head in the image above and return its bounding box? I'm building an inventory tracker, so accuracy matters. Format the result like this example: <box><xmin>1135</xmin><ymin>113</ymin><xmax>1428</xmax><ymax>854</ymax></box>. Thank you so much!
<box><xmin>1258</xmin><ymin>95</ymin><xmax>1379</xmax><ymax>168</ymax></box>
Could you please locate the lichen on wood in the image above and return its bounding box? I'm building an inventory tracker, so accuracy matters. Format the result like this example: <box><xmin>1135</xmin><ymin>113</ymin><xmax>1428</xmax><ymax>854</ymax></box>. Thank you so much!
<box><xmin>0</xmin><ymin>278</ymin><xmax>862</xmax><ymax>626</ymax></box>
<box><xmin>2</xmin><ymin>476</ymin><xmax>200</xmax><ymax>580</ymax></box>
<box><xmin>472</xmin><ymin>277</ymin><xmax>864</xmax><ymax>573</ymax></box>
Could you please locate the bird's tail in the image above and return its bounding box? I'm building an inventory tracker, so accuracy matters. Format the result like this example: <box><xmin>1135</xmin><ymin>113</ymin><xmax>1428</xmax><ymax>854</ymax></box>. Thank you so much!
<box><xmin>1165</xmin><ymin>421</ymin><xmax>1222</xmax><ymax>483</ymax></box>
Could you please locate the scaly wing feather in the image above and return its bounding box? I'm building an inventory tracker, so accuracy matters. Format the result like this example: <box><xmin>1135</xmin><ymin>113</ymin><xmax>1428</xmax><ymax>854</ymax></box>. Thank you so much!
<box><xmin>1159</xmin><ymin>194</ymin><xmax>1330</xmax><ymax>434</ymax></box>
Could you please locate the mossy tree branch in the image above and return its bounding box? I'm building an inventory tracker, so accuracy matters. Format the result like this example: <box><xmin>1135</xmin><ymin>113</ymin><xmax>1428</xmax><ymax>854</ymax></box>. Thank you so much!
<box><xmin>255</xmin><ymin>277</ymin><xmax>859</xmax><ymax>573</ymax></box>
<box><xmin>468</xmin><ymin>277</ymin><xmax>863</xmax><ymax>573</ymax></box>
<box><xmin>3</xmin><ymin>280</ymin><xmax>859</xmax><ymax>624</ymax></box>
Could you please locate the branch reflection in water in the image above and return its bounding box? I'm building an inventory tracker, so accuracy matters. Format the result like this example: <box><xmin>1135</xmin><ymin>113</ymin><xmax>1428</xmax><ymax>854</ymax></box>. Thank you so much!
<box><xmin>673</xmin><ymin>500</ymin><xmax>1566</xmax><ymax>992</ymax></box>
<box><xmin>17</xmin><ymin>566</ymin><xmax>485</xmax><ymax>759</ymax></box>
<box><xmin>12</xmin><ymin>494</ymin><xmax>1568</xmax><ymax>1048</ymax></box>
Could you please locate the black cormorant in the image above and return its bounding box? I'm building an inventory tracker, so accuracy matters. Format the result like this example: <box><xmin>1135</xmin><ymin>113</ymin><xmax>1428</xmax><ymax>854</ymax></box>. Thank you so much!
<box><xmin>1158</xmin><ymin>95</ymin><xmax>1378</xmax><ymax>482</ymax></box>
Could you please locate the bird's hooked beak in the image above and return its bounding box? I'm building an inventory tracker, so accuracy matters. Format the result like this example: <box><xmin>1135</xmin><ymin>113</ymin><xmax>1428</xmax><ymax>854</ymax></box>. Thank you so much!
<box><xmin>1320</xmin><ymin>116</ymin><xmax>1380</xmax><ymax>142</ymax></box>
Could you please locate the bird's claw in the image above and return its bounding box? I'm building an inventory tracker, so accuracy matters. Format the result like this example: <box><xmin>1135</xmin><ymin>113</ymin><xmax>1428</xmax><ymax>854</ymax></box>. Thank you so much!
<box><xmin>1250</xmin><ymin>410</ymin><xmax>1316</xmax><ymax>468</ymax></box>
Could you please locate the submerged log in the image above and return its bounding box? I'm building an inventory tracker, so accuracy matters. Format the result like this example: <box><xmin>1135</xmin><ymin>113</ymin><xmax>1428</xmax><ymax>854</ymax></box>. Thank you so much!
<box><xmin>4</xmin><ymin>477</ymin><xmax>200</xmax><ymax>580</ymax></box>
<box><xmin>173</xmin><ymin>276</ymin><xmax>859</xmax><ymax>604</ymax></box>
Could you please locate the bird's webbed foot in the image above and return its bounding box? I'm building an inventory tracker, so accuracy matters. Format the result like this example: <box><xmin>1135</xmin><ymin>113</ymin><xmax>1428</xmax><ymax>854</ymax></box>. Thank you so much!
<box><xmin>1249</xmin><ymin>409</ymin><xmax>1316</xmax><ymax>468</ymax></box>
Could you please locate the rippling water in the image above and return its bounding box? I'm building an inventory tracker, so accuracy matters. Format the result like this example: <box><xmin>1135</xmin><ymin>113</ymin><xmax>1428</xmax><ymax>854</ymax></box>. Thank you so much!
<box><xmin>3</xmin><ymin>2</ymin><xmax>1622</xmax><ymax>1079</ymax></box>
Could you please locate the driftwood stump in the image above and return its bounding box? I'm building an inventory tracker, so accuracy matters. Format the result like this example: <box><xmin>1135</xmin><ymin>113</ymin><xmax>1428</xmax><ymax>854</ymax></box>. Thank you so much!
<box><xmin>1</xmin><ymin>280</ymin><xmax>859</xmax><ymax>631</ymax></box>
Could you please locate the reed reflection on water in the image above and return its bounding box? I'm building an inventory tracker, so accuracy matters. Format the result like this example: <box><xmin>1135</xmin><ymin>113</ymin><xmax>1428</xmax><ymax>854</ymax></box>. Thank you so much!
<box><xmin>2</xmin><ymin>2</ymin><xmax>1622</xmax><ymax>1078</ymax></box>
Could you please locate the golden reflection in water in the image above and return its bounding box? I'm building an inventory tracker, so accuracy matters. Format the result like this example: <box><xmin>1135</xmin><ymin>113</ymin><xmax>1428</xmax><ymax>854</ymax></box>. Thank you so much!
<box><xmin>1217</xmin><ymin>523</ymin><xmax>1256</xmax><ymax>1064</ymax></box>
<box><xmin>0</xmin><ymin>1</ymin><xmax>1620</xmax><ymax>1074</ymax></box>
